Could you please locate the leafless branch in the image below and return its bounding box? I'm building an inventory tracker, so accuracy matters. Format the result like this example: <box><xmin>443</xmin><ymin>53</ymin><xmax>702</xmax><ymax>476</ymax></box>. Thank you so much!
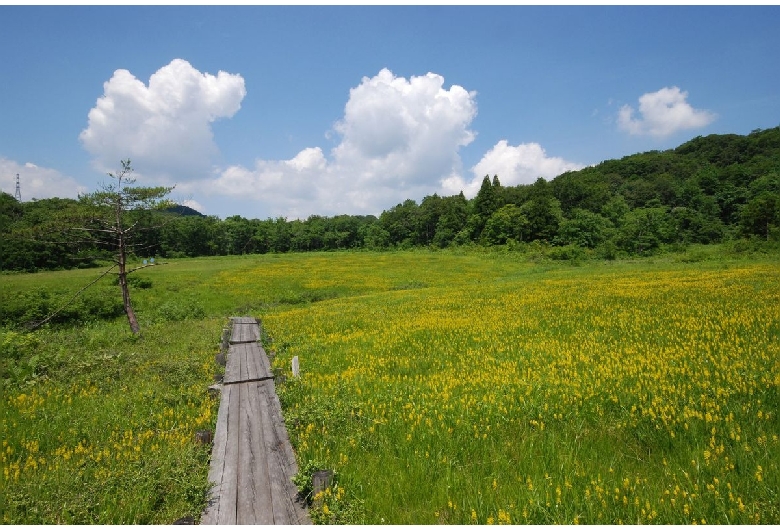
<box><xmin>27</xmin><ymin>264</ymin><xmax>118</xmax><ymax>331</ymax></box>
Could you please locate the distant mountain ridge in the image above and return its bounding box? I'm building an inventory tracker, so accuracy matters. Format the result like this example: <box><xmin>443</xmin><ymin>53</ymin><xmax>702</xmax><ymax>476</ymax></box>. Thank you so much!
<box><xmin>165</xmin><ymin>204</ymin><xmax>204</xmax><ymax>217</ymax></box>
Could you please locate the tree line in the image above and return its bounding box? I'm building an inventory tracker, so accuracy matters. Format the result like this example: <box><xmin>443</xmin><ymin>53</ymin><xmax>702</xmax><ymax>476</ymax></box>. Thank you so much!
<box><xmin>2</xmin><ymin>127</ymin><xmax>779</xmax><ymax>272</ymax></box>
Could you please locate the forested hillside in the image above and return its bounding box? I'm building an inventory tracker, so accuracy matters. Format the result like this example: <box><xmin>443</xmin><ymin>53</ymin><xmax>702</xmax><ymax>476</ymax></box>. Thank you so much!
<box><xmin>2</xmin><ymin>127</ymin><xmax>779</xmax><ymax>271</ymax></box>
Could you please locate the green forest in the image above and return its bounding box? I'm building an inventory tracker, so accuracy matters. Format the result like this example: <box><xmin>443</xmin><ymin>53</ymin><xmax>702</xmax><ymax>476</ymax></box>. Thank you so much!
<box><xmin>2</xmin><ymin>127</ymin><xmax>779</xmax><ymax>272</ymax></box>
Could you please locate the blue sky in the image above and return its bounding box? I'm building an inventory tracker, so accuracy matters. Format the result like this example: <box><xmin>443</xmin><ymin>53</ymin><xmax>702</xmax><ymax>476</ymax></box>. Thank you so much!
<box><xmin>1</xmin><ymin>5</ymin><xmax>779</xmax><ymax>220</ymax></box>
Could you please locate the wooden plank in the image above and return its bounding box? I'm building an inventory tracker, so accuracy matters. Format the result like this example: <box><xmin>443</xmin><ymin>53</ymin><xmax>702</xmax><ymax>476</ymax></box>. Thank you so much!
<box><xmin>237</xmin><ymin>382</ymin><xmax>274</xmax><ymax>524</ymax></box>
<box><xmin>225</xmin><ymin>320</ymin><xmax>265</xmax><ymax>382</ymax></box>
<box><xmin>258</xmin><ymin>380</ymin><xmax>310</xmax><ymax>524</ymax></box>
<box><xmin>265</xmin><ymin>379</ymin><xmax>305</xmax><ymax>498</ymax></box>
<box><xmin>248</xmin><ymin>343</ymin><xmax>272</xmax><ymax>381</ymax></box>
<box><xmin>223</xmin><ymin>344</ymin><xmax>242</xmax><ymax>384</ymax></box>
<box><xmin>203</xmin><ymin>384</ymin><xmax>240</xmax><ymax>525</ymax></box>
<box><xmin>201</xmin><ymin>384</ymin><xmax>230</xmax><ymax>525</ymax></box>
<box><xmin>258</xmin><ymin>380</ymin><xmax>288</xmax><ymax>523</ymax></box>
<box><xmin>256</xmin><ymin>343</ymin><xmax>273</xmax><ymax>380</ymax></box>
<box><xmin>204</xmin><ymin>317</ymin><xmax>311</xmax><ymax>525</ymax></box>
<box><xmin>244</xmin><ymin>343</ymin><xmax>262</xmax><ymax>381</ymax></box>
<box><xmin>221</xmin><ymin>383</ymin><xmax>241</xmax><ymax>525</ymax></box>
<box><xmin>231</xmin><ymin>316</ymin><xmax>257</xmax><ymax>325</ymax></box>
<box><xmin>251</xmin><ymin>343</ymin><xmax>264</xmax><ymax>381</ymax></box>
<box><xmin>239</xmin><ymin>344</ymin><xmax>250</xmax><ymax>383</ymax></box>
<box><xmin>225</xmin><ymin>343</ymin><xmax>273</xmax><ymax>384</ymax></box>
<box><xmin>230</xmin><ymin>323</ymin><xmax>259</xmax><ymax>344</ymax></box>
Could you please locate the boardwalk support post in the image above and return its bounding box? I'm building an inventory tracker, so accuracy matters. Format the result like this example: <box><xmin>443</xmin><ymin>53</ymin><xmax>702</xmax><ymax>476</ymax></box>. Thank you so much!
<box><xmin>312</xmin><ymin>469</ymin><xmax>334</xmax><ymax>506</ymax></box>
<box><xmin>195</xmin><ymin>430</ymin><xmax>214</xmax><ymax>445</ymax></box>
<box><xmin>221</xmin><ymin>327</ymin><xmax>230</xmax><ymax>353</ymax></box>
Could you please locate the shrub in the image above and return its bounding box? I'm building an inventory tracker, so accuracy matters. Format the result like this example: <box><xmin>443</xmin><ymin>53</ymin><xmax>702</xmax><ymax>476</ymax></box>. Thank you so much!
<box><xmin>547</xmin><ymin>244</ymin><xmax>589</xmax><ymax>261</ymax></box>
<box><xmin>126</xmin><ymin>275</ymin><xmax>153</xmax><ymax>289</ymax></box>
<box><xmin>0</xmin><ymin>287</ymin><xmax>124</xmax><ymax>329</ymax></box>
<box><xmin>153</xmin><ymin>298</ymin><xmax>206</xmax><ymax>322</ymax></box>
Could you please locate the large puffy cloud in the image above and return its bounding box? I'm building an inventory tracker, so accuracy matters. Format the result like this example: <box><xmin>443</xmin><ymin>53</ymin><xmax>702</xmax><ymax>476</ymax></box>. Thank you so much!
<box><xmin>618</xmin><ymin>86</ymin><xmax>716</xmax><ymax>137</ymax></box>
<box><xmin>332</xmin><ymin>68</ymin><xmax>477</xmax><ymax>184</ymax></box>
<box><xmin>85</xmin><ymin>63</ymin><xmax>583</xmax><ymax>219</ymax></box>
<box><xmin>79</xmin><ymin>59</ymin><xmax>246</xmax><ymax>180</ymax></box>
<box><xmin>0</xmin><ymin>158</ymin><xmax>87</xmax><ymax>201</ymax></box>
<box><xmin>442</xmin><ymin>141</ymin><xmax>584</xmax><ymax>198</ymax></box>
<box><xmin>202</xmin><ymin>68</ymin><xmax>480</xmax><ymax>217</ymax></box>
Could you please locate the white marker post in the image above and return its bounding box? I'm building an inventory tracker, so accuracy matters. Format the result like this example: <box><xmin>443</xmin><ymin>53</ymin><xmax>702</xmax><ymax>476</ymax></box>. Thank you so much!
<box><xmin>291</xmin><ymin>356</ymin><xmax>300</xmax><ymax>378</ymax></box>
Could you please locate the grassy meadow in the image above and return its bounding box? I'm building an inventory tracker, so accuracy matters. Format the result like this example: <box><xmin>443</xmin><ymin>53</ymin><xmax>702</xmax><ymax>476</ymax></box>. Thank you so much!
<box><xmin>2</xmin><ymin>246</ymin><xmax>779</xmax><ymax>524</ymax></box>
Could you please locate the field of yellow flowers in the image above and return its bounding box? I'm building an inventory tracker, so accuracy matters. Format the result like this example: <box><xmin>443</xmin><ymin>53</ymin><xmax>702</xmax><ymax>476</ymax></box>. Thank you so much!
<box><xmin>248</xmin><ymin>252</ymin><xmax>779</xmax><ymax>524</ymax></box>
<box><xmin>2</xmin><ymin>248</ymin><xmax>778</xmax><ymax>524</ymax></box>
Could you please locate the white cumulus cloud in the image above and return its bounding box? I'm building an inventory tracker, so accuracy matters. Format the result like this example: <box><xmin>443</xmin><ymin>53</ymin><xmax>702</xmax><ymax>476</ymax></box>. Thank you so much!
<box><xmin>199</xmin><ymin>68</ymin><xmax>479</xmax><ymax>218</ymax></box>
<box><xmin>200</xmin><ymin>149</ymin><xmax>325</xmax><ymax>219</ymax></box>
<box><xmin>79</xmin><ymin>58</ymin><xmax>246</xmax><ymax>180</ymax></box>
<box><xmin>0</xmin><ymin>158</ymin><xmax>87</xmax><ymax>201</ymax></box>
<box><xmin>181</xmin><ymin>199</ymin><xmax>205</xmax><ymax>213</ymax></box>
<box><xmin>618</xmin><ymin>86</ymin><xmax>716</xmax><ymax>137</ymax></box>
<box><xmin>442</xmin><ymin>141</ymin><xmax>584</xmax><ymax>198</ymax></box>
<box><xmin>333</xmin><ymin>68</ymin><xmax>477</xmax><ymax>183</ymax></box>
<box><xmin>95</xmin><ymin>64</ymin><xmax>584</xmax><ymax>219</ymax></box>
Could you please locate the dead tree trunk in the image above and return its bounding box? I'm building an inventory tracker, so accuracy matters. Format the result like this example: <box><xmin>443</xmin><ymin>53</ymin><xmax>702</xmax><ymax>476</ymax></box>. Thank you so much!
<box><xmin>115</xmin><ymin>190</ymin><xmax>141</xmax><ymax>335</ymax></box>
<box><xmin>118</xmin><ymin>248</ymin><xmax>140</xmax><ymax>334</ymax></box>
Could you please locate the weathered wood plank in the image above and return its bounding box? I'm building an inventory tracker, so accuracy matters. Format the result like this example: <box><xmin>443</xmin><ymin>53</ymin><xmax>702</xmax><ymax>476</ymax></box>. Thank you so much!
<box><xmin>230</xmin><ymin>317</ymin><xmax>260</xmax><ymax>344</ymax></box>
<box><xmin>257</xmin><ymin>343</ymin><xmax>273</xmax><ymax>380</ymax></box>
<box><xmin>230</xmin><ymin>323</ymin><xmax>259</xmax><ymax>344</ymax></box>
<box><xmin>258</xmin><ymin>379</ymin><xmax>310</xmax><ymax>524</ymax></box>
<box><xmin>203</xmin><ymin>384</ymin><xmax>240</xmax><ymax>524</ymax></box>
<box><xmin>231</xmin><ymin>316</ymin><xmax>257</xmax><ymax>325</ymax></box>
<box><xmin>204</xmin><ymin>317</ymin><xmax>311</xmax><ymax>525</ymax></box>
<box><xmin>201</xmin><ymin>383</ymin><xmax>229</xmax><ymax>525</ymax></box>
<box><xmin>237</xmin><ymin>381</ymin><xmax>274</xmax><ymax>524</ymax></box>
<box><xmin>224</xmin><ymin>342</ymin><xmax>273</xmax><ymax>384</ymax></box>
<box><xmin>223</xmin><ymin>343</ymin><xmax>250</xmax><ymax>384</ymax></box>
<box><xmin>223</xmin><ymin>347</ymin><xmax>240</xmax><ymax>385</ymax></box>
<box><xmin>247</xmin><ymin>343</ymin><xmax>262</xmax><ymax>381</ymax></box>
<box><xmin>259</xmin><ymin>379</ymin><xmax>287</xmax><ymax>523</ymax></box>
<box><xmin>265</xmin><ymin>379</ymin><xmax>306</xmax><ymax>510</ymax></box>
<box><xmin>244</xmin><ymin>342</ymin><xmax>270</xmax><ymax>381</ymax></box>
<box><xmin>239</xmin><ymin>343</ymin><xmax>250</xmax><ymax>383</ymax></box>
<box><xmin>222</xmin><ymin>383</ymin><xmax>241</xmax><ymax>525</ymax></box>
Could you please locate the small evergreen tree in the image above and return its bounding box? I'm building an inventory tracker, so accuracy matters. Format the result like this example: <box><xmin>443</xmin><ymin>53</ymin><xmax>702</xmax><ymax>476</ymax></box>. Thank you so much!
<box><xmin>70</xmin><ymin>160</ymin><xmax>175</xmax><ymax>334</ymax></box>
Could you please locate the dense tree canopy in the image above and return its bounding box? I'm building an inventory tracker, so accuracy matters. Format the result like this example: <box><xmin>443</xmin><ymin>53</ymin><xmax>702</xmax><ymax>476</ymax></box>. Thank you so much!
<box><xmin>2</xmin><ymin>127</ymin><xmax>780</xmax><ymax>271</ymax></box>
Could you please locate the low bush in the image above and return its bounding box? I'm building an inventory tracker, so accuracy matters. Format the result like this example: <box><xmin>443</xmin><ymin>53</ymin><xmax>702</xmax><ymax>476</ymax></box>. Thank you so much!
<box><xmin>0</xmin><ymin>288</ymin><xmax>124</xmax><ymax>329</ymax></box>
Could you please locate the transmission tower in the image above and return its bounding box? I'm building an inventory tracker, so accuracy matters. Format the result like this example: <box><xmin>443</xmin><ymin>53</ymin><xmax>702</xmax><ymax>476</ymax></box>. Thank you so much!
<box><xmin>14</xmin><ymin>173</ymin><xmax>21</xmax><ymax>201</ymax></box>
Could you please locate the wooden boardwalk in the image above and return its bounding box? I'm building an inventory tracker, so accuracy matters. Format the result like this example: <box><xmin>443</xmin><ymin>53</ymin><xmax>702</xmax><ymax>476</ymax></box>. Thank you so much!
<box><xmin>202</xmin><ymin>317</ymin><xmax>311</xmax><ymax>525</ymax></box>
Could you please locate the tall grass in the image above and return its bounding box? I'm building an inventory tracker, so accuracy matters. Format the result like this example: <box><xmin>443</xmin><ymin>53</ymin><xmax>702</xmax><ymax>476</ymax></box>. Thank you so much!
<box><xmin>2</xmin><ymin>248</ymin><xmax>778</xmax><ymax>523</ymax></box>
<box><xmin>0</xmin><ymin>257</ymin><xmax>241</xmax><ymax>523</ymax></box>
<box><xmin>256</xmin><ymin>253</ymin><xmax>779</xmax><ymax>524</ymax></box>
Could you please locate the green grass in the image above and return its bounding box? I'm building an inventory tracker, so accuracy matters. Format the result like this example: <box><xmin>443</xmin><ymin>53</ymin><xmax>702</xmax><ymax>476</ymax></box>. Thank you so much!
<box><xmin>259</xmin><ymin>253</ymin><xmax>779</xmax><ymax>524</ymax></box>
<box><xmin>2</xmin><ymin>246</ymin><xmax>779</xmax><ymax>523</ymax></box>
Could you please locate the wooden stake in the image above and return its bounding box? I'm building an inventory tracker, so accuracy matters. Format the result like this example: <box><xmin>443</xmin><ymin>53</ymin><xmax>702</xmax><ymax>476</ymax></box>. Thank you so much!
<box><xmin>195</xmin><ymin>430</ymin><xmax>214</xmax><ymax>445</ymax></box>
<box><xmin>312</xmin><ymin>469</ymin><xmax>334</xmax><ymax>506</ymax></box>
